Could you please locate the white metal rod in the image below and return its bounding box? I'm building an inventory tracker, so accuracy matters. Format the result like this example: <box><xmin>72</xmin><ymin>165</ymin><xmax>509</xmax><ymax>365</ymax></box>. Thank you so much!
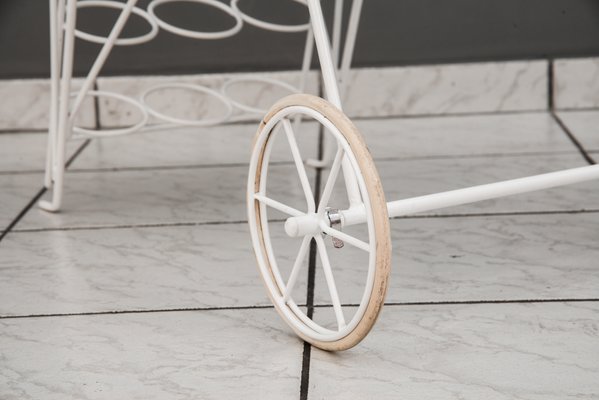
<box><xmin>70</xmin><ymin>0</ymin><xmax>138</xmax><ymax>119</ymax></box>
<box><xmin>339</xmin><ymin>0</ymin><xmax>363</xmax><ymax>96</ymax></box>
<box><xmin>306</xmin><ymin>0</ymin><xmax>362</xmax><ymax>207</ymax></box>
<box><xmin>39</xmin><ymin>0</ymin><xmax>78</xmax><ymax>212</ymax></box>
<box><xmin>341</xmin><ymin>164</ymin><xmax>599</xmax><ymax>226</ymax></box>
<box><xmin>332</xmin><ymin>0</ymin><xmax>344</xmax><ymax>68</ymax></box>
<box><xmin>298</xmin><ymin>27</ymin><xmax>314</xmax><ymax>92</ymax></box>
<box><xmin>306</xmin><ymin>0</ymin><xmax>342</xmax><ymax>108</ymax></box>
<box><xmin>44</xmin><ymin>0</ymin><xmax>61</xmax><ymax>188</ymax></box>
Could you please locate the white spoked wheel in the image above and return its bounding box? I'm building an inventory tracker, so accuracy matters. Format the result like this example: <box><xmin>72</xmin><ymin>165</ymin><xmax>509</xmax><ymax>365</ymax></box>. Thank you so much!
<box><xmin>248</xmin><ymin>94</ymin><xmax>391</xmax><ymax>351</ymax></box>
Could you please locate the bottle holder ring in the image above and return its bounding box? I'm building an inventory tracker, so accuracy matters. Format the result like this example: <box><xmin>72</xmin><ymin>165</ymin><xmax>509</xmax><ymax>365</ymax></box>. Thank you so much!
<box><xmin>221</xmin><ymin>76</ymin><xmax>301</xmax><ymax>115</ymax></box>
<box><xmin>71</xmin><ymin>90</ymin><xmax>149</xmax><ymax>138</ymax></box>
<box><xmin>230</xmin><ymin>0</ymin><xmax>310</xmax><ymax>33</ymax></box>
<box><xmin>73</xmin><ymin>0</ymin><xmax>159</xmax><ymax>46</ymax></box>
<box><xmin>141</xmin><ymin>83</ymin><xmax>234</xmax><ymax>126</ymax></box>
<box><xmin>147</xmin><ymin>0</ymin><xmax>243</xmax><ymax>40</ymax></box>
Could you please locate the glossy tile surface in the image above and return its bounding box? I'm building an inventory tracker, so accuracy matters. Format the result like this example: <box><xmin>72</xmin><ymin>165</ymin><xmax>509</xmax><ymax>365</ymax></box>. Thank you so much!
<box><xmin>2</xmin><ymin>110</ymin><xmax>599</xmax><ymax>399</ymax></box>
<box><xmin>0</xmin><ymin>309</ymin><xmax>303</xmax><ymax>400</ymax></box>
<box><xmin>310</xmin><ymin>302</ymin><xmax>599</xmax><ymax>399</ymax></box>
<box><xmin>554</xmin><ymin>57</ymin><xmax>599</xmax><ymax>110</ymax></box>
<box><xmin>322</xmin><ymin>153</ymin><xmax>598</xmax><ymax>217</ymax></box>
<box><xmin>20</xmin><ymin>162</ymin><xmax>316</xmax><ymax>230</ymax></box>
<box><xmin>343</xmin><ymin>61</ymin><xmax>547</xmax><ymax>118</ymax></box>
<box><xmin>0</xmin><ymin>222</ymin><xmax>312</xmax><ymax>316</ymax></box>
<box><xmin>0</xmin><ymin>174</ymin><xmax>41</xmax><ymax>232</ymax></box>
<box><xmin>70</xmin><ymin>121</ymin><xmax>319</xmax><ymax>170</ymax></box>
<box><xmin>356</xmin><ymin>112</ymin><xmax>575</xmax><ymax>160</ymax></box>
<box><xmin>0</xmin><ymin>78</ymin><xmax>96</xmax><ymax>130</ymax></box>
<box><xmin>311</xmin><ymin>212</ymin><xmax>599</xmax><ymax>306</ymax></box>
<box><xmin>0</xmin><ymin>132</ymin><xmax>84</xmax><ymax>173</ymax></box>
<box><xmin>96</xmin><ymin>71</ymin><xmax>319</xmax><ymax>127</ymax></box>
<box><xmin>557</xmin><ymin>110</ymin><xmax>599</xmax><ymax>152</ymax></box>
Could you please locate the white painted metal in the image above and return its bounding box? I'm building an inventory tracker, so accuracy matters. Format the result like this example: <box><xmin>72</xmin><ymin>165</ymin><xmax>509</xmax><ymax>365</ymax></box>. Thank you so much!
<box><xmin>41</xmin><ymin>0</ymin><xmax>320</xmax><ymax>212</ymax></box>
<box><xmin>74</xmin><ymin>0</ymin><xmax>159</xmax><ymax>45</ymax></box>
<box><xmin>39</xmin><ymin>0</ymin><xmax>79</xmax><ymax>212</ymax></box>
<box><xmin>337</xmin><ymin>164</ymin><xmax>599</xmax><ymax>227</ymax></box>
<box><xmin>72</xmin><ymin>90</ymin><xmax>149</xmax><ymax>137</ymax></box>
<box><xmin>339</xmin><ymin>0</ymin><xmax>363</xmax><ymax>94</ymax></box>
<box><xmin>306</xmin><ymin>0</ymin><xmax>362</xmax><ymax>208</ymax></box>
<box><xmin>141</xmin><ymin>83</ymin><xmax>233</xmax><ymax>126</ymax></box>
<box><xmin>38</xmin><ymin>0</ymin><xmax>599</xmax><ymax>348</ymax></box>
<box><xmin>70</xmin><ymin>0</ymin><xmax>138</xmax><ymax>126</ymax></box>
<box><xmin>248</xmin><ymin>104</ymin><xmax>378</xmax><ymax>341</ymax></box>
<box><xmin>231</xmin><ymin>0</ymin><xmax>310</xmax><ymax>33</ymax></box>
<box><xmin>148</xmin><ymin>0</ymin><xmax>243</xmax><ymax>40</ymax></box>
<box><xmin>221</xmin><ymin>77</ymin><xmax>300</xmax><ymax>115</ymax></box>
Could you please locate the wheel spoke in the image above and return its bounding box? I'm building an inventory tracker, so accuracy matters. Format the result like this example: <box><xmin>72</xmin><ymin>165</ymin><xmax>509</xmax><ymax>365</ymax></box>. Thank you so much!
<box><xmin>282</xmin><ymin>118</ymin><xmax>316</xmax><ymax>212</ymax></box>
<box><xmin>317</xmin><ymin>147</ymin><xmax>344</xmax><ymax>213</ymax></box>
<box><xmin>283</xmin><ymin>235</ymin><xmax>312</xmax><ymax>302</ymax></box>
<box><xmin>320</xmin><ymin>223</ymin><xmax>370</xmax><ymax>252</ymax></box>
<box><xmin>254</xmin><ymin>194</ymin><xmax>304</xmax><ymax>217</ymax></box>
<box><xmin>315</xmin><ymin>235</ymin><xmax>346</xmax><ymax>330</ymax></box>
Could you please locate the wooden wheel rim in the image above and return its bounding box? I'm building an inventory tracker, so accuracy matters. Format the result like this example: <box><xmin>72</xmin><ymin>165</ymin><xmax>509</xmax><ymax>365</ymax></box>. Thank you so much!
<box><xmin>247</xmin><ymin>94</ymin><xmax>391</xmax><ymax>351</ymax></box>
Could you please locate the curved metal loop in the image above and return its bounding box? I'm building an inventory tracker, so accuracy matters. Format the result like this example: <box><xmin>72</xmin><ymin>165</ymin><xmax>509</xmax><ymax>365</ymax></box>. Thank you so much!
<box><xmin>221</xmin><ymin>76</ymin><xmax>300</xmax><ymax>115</ymax></box>
<box><xmin>73</xmin><ymin>0</ymin><xmax>159</xmax><ymax>46</ymax></box>
<box><xmin>141</xmin><ymin>82</ymin><xmax>233</xmax><ymax>126</ymax></box>
<box><xmin>148</xmin><ymin>0</ymin><xmax>243</xmax><ymax>40</ymax></box>
<box><xmin>71</xmin><ymin>90</ymin><xmax>149</xmax><ymax>137</ymax></box>
<box><xmin>230</xmin><ymin>0</ymin><xmax>310</xmax><ymax>33</ymax></box>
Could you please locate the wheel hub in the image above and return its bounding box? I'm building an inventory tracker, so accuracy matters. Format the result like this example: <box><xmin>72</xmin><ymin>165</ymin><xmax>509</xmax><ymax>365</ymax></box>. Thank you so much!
<box><xmin>284</xmin><ymin>208</ymin><xmax>345</xmax><ymax>248</ymax></box>
<box><xmin>284</xmin><ymin>213</ymin><xmax>321</xmax><ymax>237</ymax></box>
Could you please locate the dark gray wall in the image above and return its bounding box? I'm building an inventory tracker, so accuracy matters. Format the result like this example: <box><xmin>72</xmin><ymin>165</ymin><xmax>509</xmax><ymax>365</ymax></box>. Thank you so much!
<box><xmin>1</xmin><ymin>0</ymin><xmax>599</xmax><ymax>79</ymax></box>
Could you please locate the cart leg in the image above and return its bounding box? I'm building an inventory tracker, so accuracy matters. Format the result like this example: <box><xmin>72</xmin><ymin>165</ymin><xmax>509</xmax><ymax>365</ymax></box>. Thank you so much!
<box><xmin>306</xmin><ymin>0</ymin><xmax>362</xmax><ymax>207</ymax></box>
<box><xmin>40</xmin><ymin>0</ymin><xmax>139</xmax><ymax>212</ymax></box>
<box><xmin>306</xmin><ymin>0</ymin><xmax>363</xmax><ymax>170</ymax></box>
<box><xmin>40</xmin><ymin>0</ymin><xmax>77</xmax><ymax>212</ymax></box>
<box><xmin>44</xmin><ymin>0</ymin><xmax>63</xmax><ymax>189</ymax></box>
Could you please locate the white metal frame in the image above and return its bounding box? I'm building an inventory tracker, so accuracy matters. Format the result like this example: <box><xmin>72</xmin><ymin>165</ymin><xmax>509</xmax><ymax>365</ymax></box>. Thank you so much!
<box><xmin>299</xmin><ymin>0</ymin><xmax>599</xmax><ymax>230</ymax></box>
<box><xmin>248</xmin><ymin>104</ymin><xmax>378</xmax><ymax>340</ymax></box>
<box><xmin>41</xmin><ymin>0</ymin><xmax>599</xmax><ymax>346</ymax></box>
<box><xmin>41</xmin><ymin>0</ymin><xmax>320</xmax><ymax>211</ymax></box>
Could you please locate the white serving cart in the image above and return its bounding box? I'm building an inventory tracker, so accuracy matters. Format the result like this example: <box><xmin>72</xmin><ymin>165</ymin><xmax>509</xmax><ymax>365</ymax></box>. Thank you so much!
<box><xmin>42</xmin><ymin>0</ymin><xmax>599</xmax><ymax>351</ymax></box>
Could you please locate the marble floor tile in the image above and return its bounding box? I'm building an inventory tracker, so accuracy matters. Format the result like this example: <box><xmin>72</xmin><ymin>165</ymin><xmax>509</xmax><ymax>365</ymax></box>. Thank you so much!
<box><xmin>556</xmin><ymin>110</ymin><xmax>599</xmax><ymax>152</ymax></box>
<box><xmin>0</xmin><ymin>223</ymin><xmax>310</xmax><ymax>316</ymax></box>
<box><xmin>20</xmin><ymin>152</ymin><xmax>598</xmax><ymax>231</ymax></box>
<box><xmin>554</xmin><ymin>57</ymin><xmax>599</xmax><ymax>110</ymax></box>
<box><xmin>0</xmin><ymin>78</ymin><xmax>96</xmax><ymax>131</ymax></box>
<box><xmin>322</xmin><ymin>153</ymin><xmax>598</xmax><ymax>217</ymax></box>
<box><xmin>19</xmin><ymin>163</ymin><xmax>316</xmax><ymax>230</ymax></box>
<box><xmin>309</xmin><ymin>301</ymin><xmax>599</xmax><ymax>400</ymax></box>
<box><xmin>0</xmin><ymin>173</ymin><xmax>42</xmax><ymax>233</ymax></box>
<box><xmin>355</xmin><ymin>112</ymin><xmax>575</xmax><ymax>160</ymax></box>
<box><xmin>70</xmin><ymin>121</ymin><xmax>319</xmax><ymax>170</ymax></box>
<box><xmin>311</xmin><ymin>212</ymin><xmax>599</xmax><ymax>307</ymax></box>
<box><xmin>0</xmin><ymin>308</ymin><xmax>303</xmax><ymax>400</ymax></box>
<box><xmin>342</xmin><ymin>61</ymin><xmax>547</xmax><ymax>118</ymax></box>
<box><xmin>0</xmin><ymin>132</ymin><xmax>83</xmax><ymax>174</ymax></box>
<box><xmin>0</xmin><ymin>132</ymin><xmax>48</xmax><ymax>173</ymax></box>
<box><xmin>96</xmin><ymin>71</ymin><xmax>319</xmax><ymax>127</ymax></box>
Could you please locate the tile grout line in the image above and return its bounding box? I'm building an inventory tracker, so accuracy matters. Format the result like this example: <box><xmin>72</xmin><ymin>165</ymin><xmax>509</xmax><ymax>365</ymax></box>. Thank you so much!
<box><xmin>0</xmin><ymin>139</ymin><xmax>91</xmax><ymax>243</ymax></box>
<box><xmin>1</xmin><ymin>149</ymin><xmax>590</xmax><ymax>177</ymax></box>
<box><xmin>299</xmin><ymin>119</ymin><xmax>324</xmax><ymax>400</ymax></box>
<box><xmin>548</xmin><ymin>59</ymin><xmax>596</xmax><ymax>165</ymax></box>
<box><xmin>9</xmin><ymin>208</ymin><xmax>599</xmax><ymax>235</ymax></box>
<box><xmin>9</xmin><ymin>106</ymin><xmax>599</xmax><ymax>137</ymax></box>
<box><xmin>547</xmin><ymin>58</ymin><xmax>554</xmax><ymax>111</ymax></box>
<box><xmin>3</xmin><ymin>298</ymin><xmax>597</xmax><ymax>321</ymax></box>
<box><xmin>0</xmin><ymin>106</ymin><xmax>562</xmax><ymax>136</ymax></box>
<box><xmin>551</xmin><ymin>111</ymin><xmax>596</xmax><ymax>165</ymax></box>
<box><xmin>0</xmin><ymin>81</ymin><xmax>101</xmax><ymax>241</ymax></box>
